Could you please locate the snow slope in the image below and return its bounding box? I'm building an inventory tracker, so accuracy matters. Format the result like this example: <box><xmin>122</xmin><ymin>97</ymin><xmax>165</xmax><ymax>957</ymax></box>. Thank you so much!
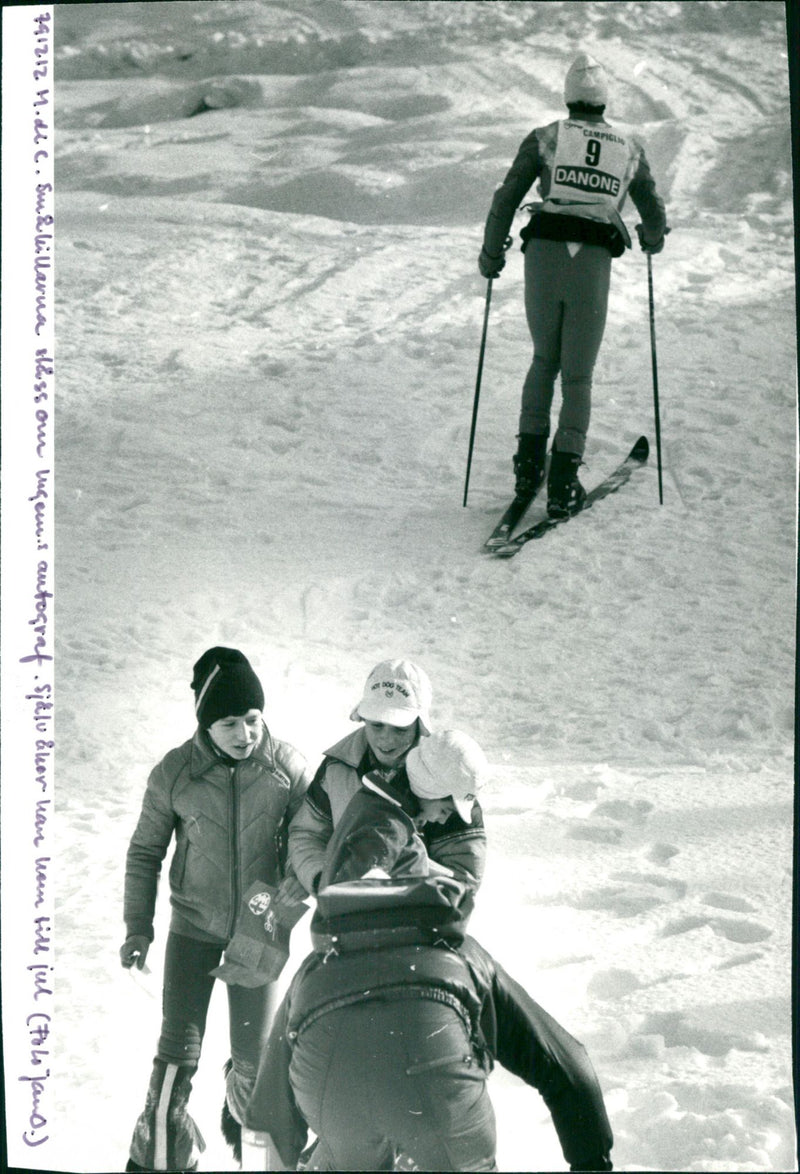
<box><xmin>20</xmin><ymin>1</ymin><xmax>800</xmax><ymax>1170</ymax></box>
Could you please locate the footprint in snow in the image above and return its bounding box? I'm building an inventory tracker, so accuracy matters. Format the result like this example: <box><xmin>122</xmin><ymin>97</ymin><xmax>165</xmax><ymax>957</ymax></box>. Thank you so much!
<box><xmin>567</xmin><ymin>798</ymin><xmax>653</xmax><ymax>845</ymax></box>
<box><xmin>701</xmin><ymin>891</ymin><xmax>759</xmax><ymax>913</ymax></box>
<box><xmin>587</xmin><ymin>968</ymin><xmax>643</xmax><ymax>998</ymax></box>
<box><xmin>715</xmin><ymin>951</ymin><xmax>764</xmax><ymax>970</ymax></box>
<box><xmin>560</xmin><ymin>779</ymin><xmax>602</xmax><ymax>801</ymax></box>
<box><xmin>568</xmin><ymin>823</ymin><xmax>624</xmax><ymax>845</ymax></box>
<box><xmin>660</xmin><ymin>914</ymin><xmax>772</xmax><ymax>943</ymax></box>
<box><xmin>646</xmin><ymin>842</ymin><xmax>680</xmax><ymax>864</ymax></box>
<box><xmin>575</xmin><ymin>872</ymin><xmax>687</xmax><ymax>918</ymax></box>
<box><xmin>638</xmin><ymin>1011</ymin><xmax>768</xmax><ymax>1057</ymax></box>
<box><xmin>592</xmin><ymin>799</ymin><xmax>654</xmax><ymax>824</ymax></box>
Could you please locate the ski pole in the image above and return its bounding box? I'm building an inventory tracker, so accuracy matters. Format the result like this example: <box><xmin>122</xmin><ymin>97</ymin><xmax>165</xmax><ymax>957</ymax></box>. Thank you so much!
<box><xmin>462</xmin><ymin>278</ymin><xmax>494</xmax><ymax>507</ymax></box>
<box><xmin>646</xmin><ymin>251</ymin><xmax>664</xmax><ymax>505</ymax></box>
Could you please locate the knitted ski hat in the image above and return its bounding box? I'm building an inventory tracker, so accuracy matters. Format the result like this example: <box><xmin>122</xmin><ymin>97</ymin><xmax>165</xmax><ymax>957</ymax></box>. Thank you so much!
<box><xmin>406</xmin><ymin>730</ymin><xmax>487</xmax><ymax>824</ymax></box>
<box><xmin>564</xmin><ymin>52</ymin><xmax>609</xmax><ymax>107</ymax></box>
<box><xmin>191</xmin><ymin>646</ymin><xmax>265</xmax><ymax>728</ymax></box>
<box><xmin>350</xmin><ymin>658</ymin><xmax>433</xmax><ymax>734</ymax></box>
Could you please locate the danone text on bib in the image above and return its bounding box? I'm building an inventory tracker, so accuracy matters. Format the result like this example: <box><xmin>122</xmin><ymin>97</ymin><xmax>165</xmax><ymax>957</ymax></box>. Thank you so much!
<box><xmin>547</xmin><ymin>120</ymin><xmax>633</xmax><ymax>209</ymax></box>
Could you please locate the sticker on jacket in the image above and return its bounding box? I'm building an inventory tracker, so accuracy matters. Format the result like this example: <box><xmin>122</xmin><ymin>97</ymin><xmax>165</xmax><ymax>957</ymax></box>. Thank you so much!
<box><xmin>211</xmin><ymin>881</ymin><xmax>308</xmax><ymax>988</ymax></box>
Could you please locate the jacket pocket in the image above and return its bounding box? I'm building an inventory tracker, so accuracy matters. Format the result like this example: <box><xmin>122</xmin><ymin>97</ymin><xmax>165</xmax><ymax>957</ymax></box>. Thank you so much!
<box><xmin>170</xmin><ymin>836</ymin><xmax>189</xmax><ymax>890</ymax></box>
<box><xmin>405</xmin><ymin>1052</ymin><xmax>475</xmax><ymax>1075</ymax></box>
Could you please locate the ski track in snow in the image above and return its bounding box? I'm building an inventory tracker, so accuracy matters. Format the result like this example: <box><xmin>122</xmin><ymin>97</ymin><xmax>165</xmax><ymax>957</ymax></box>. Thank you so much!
<box><xmin>42</xmin><ymin>3</ymin><xmax>799</xmax><ymax>1171</ymax></box>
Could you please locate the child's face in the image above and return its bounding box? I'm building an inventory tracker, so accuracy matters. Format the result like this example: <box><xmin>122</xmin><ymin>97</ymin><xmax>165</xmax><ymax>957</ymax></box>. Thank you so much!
<box><xmin>363</xmin><ymin>719</ymin><xmax>418</xmax><ymax>767</ymax></box>
<box><xmin>415</xmin><ymin>796</ymin><xmax>455</xmax><ymax>826</ymax></box>
<box><xmin>208</xmin><ymin>709</ymin><xmax>262</xmax><ymax>759</ymax></box>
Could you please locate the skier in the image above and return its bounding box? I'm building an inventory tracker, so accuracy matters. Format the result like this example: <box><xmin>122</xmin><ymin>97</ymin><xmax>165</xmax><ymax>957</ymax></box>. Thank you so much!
<box><xmin>119</xmin><ymin>647</ymin><xmax>311</xmax><ymax>1173</ymax></box>
<box><xmin>243</xmin><ymin>731</ymin><xmax>614</xmax><ymax>1171</ymax></box>
<box><xmin>478</xmin><ymin>51</ymin><xmax>668</xmax><ymax>518</ymax></box>
<box><xmin>287</xmin><ymin>659</ymin><xmax>487</xmax><ymax>914</ymax></box>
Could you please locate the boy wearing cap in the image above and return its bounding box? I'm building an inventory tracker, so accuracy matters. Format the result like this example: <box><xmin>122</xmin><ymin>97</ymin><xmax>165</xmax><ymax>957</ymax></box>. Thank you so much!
<box><xmin>478</xmin><ymin>51</ymin><xmax>668</xmax><ymax>517</ymax></box>
<box><xmin>119</xmin><ymin>647</ymin><xmax>311</xmax><ymax>1173</ymax></box>
<box><xmin>287</xmin><ymin>660</ymin><xmax>487</xmax><ymax>913</ymax></box>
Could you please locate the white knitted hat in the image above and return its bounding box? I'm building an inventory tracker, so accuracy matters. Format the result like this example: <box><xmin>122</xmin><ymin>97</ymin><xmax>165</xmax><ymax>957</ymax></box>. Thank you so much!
<box><xmin>564</xmin><ymin>52</ymin><xmax>609</xmax><ymax>107</ymax></box>
<box><xmin>406</xmin><ymin>730</ymin><xmax>487</xmax><ymax>824</ymax></box>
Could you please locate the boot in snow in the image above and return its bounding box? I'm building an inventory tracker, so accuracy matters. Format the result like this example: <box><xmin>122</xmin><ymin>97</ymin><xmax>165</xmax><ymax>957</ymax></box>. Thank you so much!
<box><xmin>513</xmin><ymin>433</ymin><xmax>548</xmax><ymax>499</ymax></box>
<box><xmin>547</xmin><ymin>444</ymin><xmax>586</xmax><ymax>518</ymax></box>
<box><xmin>127</xmin><ymin>1059</ymin><xmax>205</xmax><ymax>1172</ymax></box>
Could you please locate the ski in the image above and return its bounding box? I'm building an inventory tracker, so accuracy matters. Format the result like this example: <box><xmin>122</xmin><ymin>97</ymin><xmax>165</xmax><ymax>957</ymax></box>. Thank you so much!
<box><xmin>483</xmin><ymin>492</ymin><xmax>538</xmax><ymax>550</ymax></box>
<box><xmin>491</xmin><ymin>436</ymin><xmax>650</xmax><ymax>559</ymax></box>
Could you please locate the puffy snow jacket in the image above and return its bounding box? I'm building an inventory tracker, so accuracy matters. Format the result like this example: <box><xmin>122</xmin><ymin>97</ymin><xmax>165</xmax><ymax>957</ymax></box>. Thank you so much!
<box><xmin>245</xmin><ymin>935</ymin><xmax>614</xmax><ymax>1171</ymax></box>
<box><xmin>124</xmin><ymin>724</ymin><xmax>310</xmax><ymax>944</ymax></box>
<box><xmin>287</xmin><ymin>727</ymin><xmax>487</xmax><ymax>901</ymax></box>
<box><xmin>309</xmin><ymin>771</ymin><xmax>473</xmax><ymax>952</ymax></box>
<box><xmin>483</xmin><ymin>114</ymin><xmax>667</xmax><ymax>259</ymax></box>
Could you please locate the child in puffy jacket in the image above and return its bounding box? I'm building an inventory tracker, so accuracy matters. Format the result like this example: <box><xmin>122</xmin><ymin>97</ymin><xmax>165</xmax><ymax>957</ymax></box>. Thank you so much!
<box><xmin>288</xmin><ymin>659</ymin><xmax>488</xmax><ymax>905</ymax></box>
<box><xmin>119</xmin><ymin>646</ymin><xmax>310</xmax><ymax>1172</ymax></box>
<box><xmin>308</xmin><ymin>729</ymin><xmax>489</xmax><ymax>953</ymax></box>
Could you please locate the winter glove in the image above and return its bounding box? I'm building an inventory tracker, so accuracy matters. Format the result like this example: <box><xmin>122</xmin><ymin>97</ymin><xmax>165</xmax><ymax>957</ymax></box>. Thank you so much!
<box><xmin>635</xmin><ymin>223</ymin><xmax>670</xmax><ymax>254</ymax></box>
<box><xmin>273</xmin><ymin>872</ymin><xmax>310</xmax><ymax>918</ymax></box>
<box><xmin>478</xmin><ymin>246</ymin><xmax>506</xmax><ymax>279</ymax></box>
<box><xmin>120</xmin><ymin>934</ymin><xmax>151</xmax><ymax>970</ymax></box>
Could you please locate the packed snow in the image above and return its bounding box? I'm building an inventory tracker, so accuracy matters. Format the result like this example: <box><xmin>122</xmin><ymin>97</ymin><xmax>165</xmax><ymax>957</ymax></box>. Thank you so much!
<box><xmin>7</xmin><ymin>1</ymin><xmax>800</xmax><ymax>1171</ymax></box>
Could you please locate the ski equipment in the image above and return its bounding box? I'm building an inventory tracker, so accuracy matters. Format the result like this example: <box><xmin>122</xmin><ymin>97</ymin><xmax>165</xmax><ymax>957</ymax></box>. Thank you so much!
<box><xmin>647</xmin><ymin>253</ymin><xmax>664</xmax><ymax>504</ymax></box>
<box><xmin>483</xmin><ymin>491</ymin><xmax>539</xmax><ymax>550</ymax></box>
<box><xmin>513</xmin><ymin>432</ymin><xmax>548</xmax><ymax>498</ymax></box>
<box><xmin>546</xmin><ymin>445</ymin><xmax>586</xmax><ymax>518</ymax></box>
<box><xmin>463</xmin><ymin>280</ymin><xmax>494</xmax><ymax>508</ymax></box>
<box><xmin>490</xmin><ymin>436</ymin><xmax>649</xmax><ymax>558</ymax></box>
<box><xmin>463</xmin><ymin>236</ymin><xmax>512</xmax><ymax>508</ymax></box>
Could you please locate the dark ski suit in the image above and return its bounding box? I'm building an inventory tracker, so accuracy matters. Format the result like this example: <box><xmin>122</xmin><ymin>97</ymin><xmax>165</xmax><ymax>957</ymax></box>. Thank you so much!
<box><xmin>482</xmin><ymin>112</ymin><xmax>667</xmax><ymax>457</ymax></box>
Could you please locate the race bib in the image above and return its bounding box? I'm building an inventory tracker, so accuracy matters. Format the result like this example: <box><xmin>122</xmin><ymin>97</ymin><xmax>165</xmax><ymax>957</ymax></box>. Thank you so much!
<box><xmin>547</xmin><ymin>120</ymin><xmax>632</xmax><ymax>207</ymax></box>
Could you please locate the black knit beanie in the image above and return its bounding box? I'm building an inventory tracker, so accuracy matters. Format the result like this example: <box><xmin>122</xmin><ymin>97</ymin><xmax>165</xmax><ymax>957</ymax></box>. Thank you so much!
<box><xmin>191</xmin><ymin>647</ymin><xmax>265</xmax><ymax>729</ymax></box>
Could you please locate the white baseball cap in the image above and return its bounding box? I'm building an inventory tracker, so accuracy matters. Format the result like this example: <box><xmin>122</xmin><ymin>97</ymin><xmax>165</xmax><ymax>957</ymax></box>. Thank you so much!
<box><xmin>564</xmin><ymin>52</ymin><xmax>609</xmax><ymax>107</ymax></box>
<box><xmin>406</xmin><ymin>730</ymin><xmax>488</xmax><ymax>824</ymax></box>
<box><xmin>350</xmin><ymin>659</ymin><xmax>433</xmax><ymax>734</ymax></box>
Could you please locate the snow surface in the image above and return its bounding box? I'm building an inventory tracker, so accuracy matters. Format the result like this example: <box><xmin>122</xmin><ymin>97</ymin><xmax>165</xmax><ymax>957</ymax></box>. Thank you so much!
<box><xmin>22</xmin><ymin>1</ymin><xmax>800</xmax><ymax>1170</ymax></box>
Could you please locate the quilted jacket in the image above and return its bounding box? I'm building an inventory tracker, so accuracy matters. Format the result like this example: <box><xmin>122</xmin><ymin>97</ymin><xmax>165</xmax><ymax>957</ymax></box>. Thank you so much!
<box><xmin>287</xmin><ymin>727</ymin><xmax>487</xmax><ymax>902</ymax></box>
<box><xmin>124</xmin><ymin>723</ymin><xmax>310</xmax><ymax>944</ymax></box>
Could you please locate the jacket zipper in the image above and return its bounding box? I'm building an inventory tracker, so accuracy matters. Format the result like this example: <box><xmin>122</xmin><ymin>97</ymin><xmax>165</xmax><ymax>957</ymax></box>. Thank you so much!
<box><xmin>228</xmin><ymin>765</ymin><xmax>240</xmax><ymax>939</ymax></box>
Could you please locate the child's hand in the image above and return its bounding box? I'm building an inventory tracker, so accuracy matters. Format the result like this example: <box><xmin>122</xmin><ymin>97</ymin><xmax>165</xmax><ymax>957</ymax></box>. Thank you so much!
<box><xmin>120</xmin><ymin>934</ymin><xmax>150</xmax><ymax>971</ymax></box>
<box><xmin>273</xmin><ymin>874</ymin><xmax>309</xmax><ymax>916</ymax></box>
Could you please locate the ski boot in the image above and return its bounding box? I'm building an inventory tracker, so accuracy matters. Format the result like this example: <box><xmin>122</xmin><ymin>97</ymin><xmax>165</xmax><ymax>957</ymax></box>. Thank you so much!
<box><xmin>513</xmin><ymin>433</ymin><xmax>548</xmax><ymax>500</ymax></box>
<box><xmin>127</xmin><ymin>1060</ymin><xmax>204</xmax><ymax>1172</ymax></box>
<box><xmin>547</xmin><ymin>444</ymin><xmax>586</xmax><ymax>518</ymax></box>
